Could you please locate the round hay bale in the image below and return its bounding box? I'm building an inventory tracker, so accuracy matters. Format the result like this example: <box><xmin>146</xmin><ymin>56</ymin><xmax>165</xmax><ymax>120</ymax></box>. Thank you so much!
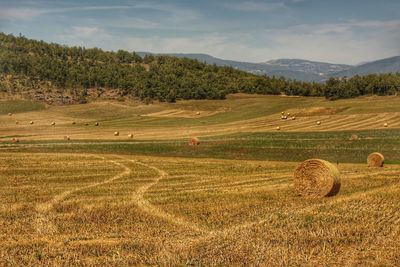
<box><xmin>30</xmin><ymin>121</ymin><xmax>34</xmax><ymax>125</ymax></box>
<box><xmin>281</xmin><ymin>112</ymin><xmax>285</xmax><ymax>115</ymax></box>
<box><xmin>114</xmin><ymin>131</ymin><xmax>119</xmax><ymax>136</ymax></box>
<box><xmin>95</xmin><ymin>122</ymin><xmax>99</xmax><ymax>126</ymax></box>
<box><xmin>350</xmin><ymin>134</ymin><xmax>359</xmax><ymax>141</ymax></box>
<box><xmin>276</xmin><ymin>126</ymin><xmax>281</xmax><ymax>131</ymax></box>
<box><xmin>294</xmin><ymin>159</ymin><xmax>341</xmax><ymax>198</ymax></box>
<box><xmin>72</xmin><ymin>121</ymin><xmax>76</xmax><ymax>125</ymax></box>
<box><xmin>291</xmin><ymin>116</ymin><xmax>296</xmax><ymax>120</ymax></box>
<box><xmin>128</xmin><ymin>134</ymin><xmax>133</xmax><ymax>138</ymax></box>
<box><xmin>367</xmin><ymin>152</ymin><xmax>384</xmax><ymax>167</ymax></box>
<box><xmin>383</xmin><ymin>123</ymin><xmax>388</xmax><ymax>127</ymax></box>
<box><xmin>196</xmin><ymin>112</ymin><xmax>201</xmax><ymax>115</ymax></box>
<box><xmin>287</xmin><ymin>112</ymin><xmax>291</xmax><ymax>116</ymax></box>
<box><xmin>8</xmin><ymin>113</ymin><xmax>12</xmax><ymax>116</ymax></box>
<box><xmin>316</xmin><ymin>121</ymin><xmax>321</xmax><ymax>125</ymax></box>
<box><xmin>63</xmin><ymin>136</ymin><xmax>70</xmax><ymax>141</ymax></box>
<box><xmin>189</xmin><ymin>137</ymin><xmax>200</xmax><ymax>146</ymax></box>
<box><xmin>51</xmin><ymin>122</ymin><xmax>56</xmax><ymax>126</ymax></box>
<box><xmin>15</xmin><ymin>121</ymin><xmax>19</xmax><ymax>125</ymax></box>
<box><xmin>11</xmin><ymin>138</ymin><xmax>19</xmax><ymax>143</ymax></box>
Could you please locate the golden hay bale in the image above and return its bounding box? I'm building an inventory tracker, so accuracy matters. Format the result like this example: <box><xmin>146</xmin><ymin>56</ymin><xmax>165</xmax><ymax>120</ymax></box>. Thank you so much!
<box><xmin>189</xmin><ymin>137</ymin><xmax>200</xmax><ymax>145</ymax></box>
<box><xmin>114</xmin><ymin>131</ymin><xmax>119</xmax><ymax>136</ymax></box>
<box><xmin>128</xmin><ymin>134</ymin><xmax>133</xmax><ymax>138</ymax></box>
<box><xmin>367</xmin><ymin>152</ymin><xmax>384</xmax><ymax>167</ymax></box>
<box><xmin>63</xmin><ymin>136</ymin><xmax>70</xmax><ymax>141</ymax></box>
<box><xmin>350</xmin><ymin>134</ymin><xmax>359</xmax><ymax>141</ymax></box>
<box><xmin>8</xmin><ymin>113</ymin><xmax>12</xmax><ymax>116</ymax></box>
<box><xmin>316</xmin><ymin>121</ymin><xmax>321</xmax><ymax>125</ymax></box>
<box><xmin>11</xmin><ymin>138</ymin><xmax>19</xmax><ymax>143</ymax></box>
<box><xmin>287</xmin><ymin>112</ymin><xmax>291</xmax><ymax>116</ymax></box>
<box><xmin>72</xmin><ymin>121</ymin><xmax>76</xmax><ymax>125</ymax></box>
<box><xmin>95</xmin><ymin>122</ymin><xmax>99</xmax><ymax>126</ymax></box>
<box><xmin>383</xmin><ymin>123</ymin><xmax>388</xmax><ymax>127</ymax></box>
<box><xmin>30</xmin><ymin>121</ymin><xmax>34</xmax><ymax>125</ymax></box>
<box><xmin>294</xmin><ymin>159</ymin><xmax>341</xmax><ymax>198</ymax></box>
<box><xmin>291</xmin><ymin>116</ymin><xmax>296</xmax><ymax>120</ymax></box>
<box><xmin>51</xmin><ymin>122</ymin><xmax>56</xmax><ymax>126</ymax></box>
<box><xmin>196</xmin><ymin>112</ymin><xmax>201</xmax><ymax>115</ymax></box>
<box><xmin>15</xmin><ymin>121</ymin><xmax>19</xmax><ymax>125</ymax></box>
<box><xmin>281</xmin><ymin>112</ymin><xmax>285</xmax><ymax>115</ymax></box>
<box><xmin>276</xmin><ymin>126</ymin><xmax>281</xmax><ymax>131</ymax></box>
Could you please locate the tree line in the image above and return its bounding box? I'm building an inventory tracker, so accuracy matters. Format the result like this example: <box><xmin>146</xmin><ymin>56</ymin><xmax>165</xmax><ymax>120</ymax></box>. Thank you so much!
<box><xmin>0</xmin><ymin>32</ymin><xmax>399</xmax><ymax>102</ymax></box>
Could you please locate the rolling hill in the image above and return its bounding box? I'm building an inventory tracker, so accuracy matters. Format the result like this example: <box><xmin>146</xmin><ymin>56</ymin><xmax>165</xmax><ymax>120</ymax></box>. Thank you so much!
<box><xmin>332</xmin><ymin>56</ymin><xmax>400</xmax><ymax>77</ymax></box>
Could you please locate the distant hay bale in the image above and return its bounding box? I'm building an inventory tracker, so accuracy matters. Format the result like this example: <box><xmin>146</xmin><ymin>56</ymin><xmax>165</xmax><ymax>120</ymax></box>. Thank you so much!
<box><xmin>281</xmin><ymin>116</ymin><xmax>287</xmax><ymax>120</ymax></box>
<box><xmin>63</xmin><ymin>136</ymin><xmax>70</xmax><ymax>141</ymax></box>
<box><xmin>11</xmin><ymin>138</ymin><xmax>19</xmax><ymax>143</ymax></box>
<box><xmin>276</xmin><ymin>126</ymin><xmax>281</xmax><ymax>131</ymax></box>
<box><xmin>189</xmin><ymin>137</ymin><xmax>200</xmax><ymax>145</ymax></box>
<box><xmin>367</xmin><ymin>152</ymin><xmax>384</xmax><ymax>167</ymax></box>
<box><xmin>350</xmin><ymin>134</ymin><xmax>359</xmax><ymax>141</ymax></box>
<box><xmin>72</xmin><ymin>121</ymin><xmax>76</xmax><ymax>125</ymax></box>
<box><xmin>15</xmin><ymin>121</ymin><xmax>19</xmax><ymax>125</ymax></box>
<box><xmin>287</xmin><ymin>112</ymin><xmax>291</xmax><ymax>116</ymax></box>
<box><xmin>294</xmin><ymin>159</ymin><xmax>341</xmax><ymax>198</ymax></box>
<box><xmin>30</xmin><ymin>121</ymin><xmax>34</xmax><ymax>125</ymax></box>
<box><xmin>8</xmin><ymin>113</ymin><xmax>12</xmax><ymax>116</ymax></box>
<box><xmin>281</xmin><ymin>112</ymin><xmax>285</xmax><ymax>115</ymax></box>
<box><xmin>51</xmin><ymin>122</ymin><xmax>56</xmax><ymax>126</ymax></box>
<box><xmin>291</xmin><ymin>116</ymin><xmax>296</xmax><ymax>120</ymax></box>
<box><xmin>316</xmin><ymin>121</ymin><xmax>321</xmax><ymax>125</ymax></box>
<box><xmin>114</xmin><ymin>131</ymin><xmax>119</xmax><ymax>136</ymax></box>
<box><xmin>384</xmin><ymin>123</ymin><xmax>388</xmax><ymax>127</ymax></box>
<box><xmin>95</xmin><ymin>122</ymin><xmax>99</xmax><ymax>126</ymax></box>
<box><xmin>196</xmin><ymin>112</ymin><xmax>201</xmax><ymax>115</ymax></box>
<box><xmin>128</xmin><ymin>134</ymin><xmax>133</xmax><ymax>138</ymax></box>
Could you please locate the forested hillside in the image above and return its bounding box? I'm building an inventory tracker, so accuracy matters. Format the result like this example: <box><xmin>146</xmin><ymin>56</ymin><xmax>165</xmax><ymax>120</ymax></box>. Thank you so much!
<box><xmin>0</xmin><ymin>32</ymin><xmax>399</xmax><ymax>103</ymax></box>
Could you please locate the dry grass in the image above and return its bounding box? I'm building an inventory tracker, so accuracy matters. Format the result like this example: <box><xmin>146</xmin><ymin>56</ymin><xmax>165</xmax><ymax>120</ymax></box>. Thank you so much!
<box><xmin>0</xmin><ymin>152</ymin><xmax>399</xmax><ymax>266</ymax></box>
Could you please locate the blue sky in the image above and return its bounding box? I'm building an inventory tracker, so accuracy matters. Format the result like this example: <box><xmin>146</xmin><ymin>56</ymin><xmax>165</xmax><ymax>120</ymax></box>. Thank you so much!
<box><xmin>1</xmin><ymin>0</ymin><xmax>399</xmax><ymax>64</ymax></box>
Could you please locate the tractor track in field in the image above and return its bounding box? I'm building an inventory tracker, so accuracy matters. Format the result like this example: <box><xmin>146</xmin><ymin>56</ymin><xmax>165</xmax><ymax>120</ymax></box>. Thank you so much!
<box><xmin>34</xmin><ymin>155</ymin><xmax>131</xmax><ymax>235</ymax></box>
<box><xmin>126</xmin><ymin>158</ymin><xmax>208</xmax><ymax>233</ymax></box>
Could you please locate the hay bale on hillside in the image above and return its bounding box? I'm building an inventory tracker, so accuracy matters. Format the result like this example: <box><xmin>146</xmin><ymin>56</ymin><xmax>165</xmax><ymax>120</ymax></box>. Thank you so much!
<box><xmin>276</xmin><ymin>126</ymin><xmax>281</xmax><ymax>131</ymax></box>
<box><xmin>8</xmin><ymin>113</ymin><xmax>12</xmax><ymax>116</ymax></box>
<box><xmin>95</xmin><ymin>122</ymin><xmax>99</xmax><ymax>126</ymax></box>
<box><xmin>350</xmin><ymin>134</ymin><xmax>359</xmax><ymax>141</ymax></box>
<box><xmin>316</xmin><ymin>121</ymin><xmax>321</xmax><ymax>125</ymax></box>
<box><xmin>11</xmin><ymin>138</ymin><xmax>19</xmax><ymax>143</ymax></box>
<box><xmin>114</xmin><ymin>131</ymin><xmax>119</xmax><ymax>136</ymax></box>
<box><xmin>72</xmin><ymin>121</ymin><xmax>76</xmax><ymax>125</ymax></box>
<box><xmin>281</xmin><ymin>116</ymin><xmax>287</xmax><ymax>120</ymax></box>
<box><xmin>189</xmin><ymin>137</ymin><xmax>200</xmax><ymax>145</ymax></box>
<box><xmin>30</xmin><ymin>121</ymin><xmax>34</xmax><ymax>125</ymax></box>
<box><xmin>15</xmin><ymin>121</ymin><xmax>19</xmax><ymax>125</ymax></box>
<box><xmin>291</xmin><ymin>116</ymin><xmax>296</xmax><ymax>120</ymax></box>
<box><xmin>384</xmin><ymin>123</ymin><xmax>388</xmax><ymax>127</ymax></box>
<box><xmin>294</xmin><ymin>159</ymin><xmax>341</xmax><ymax>198</ymax></box>
<box><xmin>367</xmin><ymin>152</ymin><xmax>384</xmax><ymax>167</ymax></box>
<box><xmin>281</xmin><ymin>112</ymin><xmax>285</xmax><ymax>115</ymax></box>
<box><xmin>196</xmin><ymin>112</ymin><xmax>201</xmax><ymax>115</ymax></box>
<box><xmin>51</xmin><ymin>122</ymin><xmax>56</xmax><ymax>126</ymax></box>
<box><xmin>63</xmin><ymin>136</ymin><xmax>70</xmax><ymax>141</ymax></box>
<box><xmin>128</xmin><ymin>134</ymin><xmax>133</xmax><ymax>138</ymax></box>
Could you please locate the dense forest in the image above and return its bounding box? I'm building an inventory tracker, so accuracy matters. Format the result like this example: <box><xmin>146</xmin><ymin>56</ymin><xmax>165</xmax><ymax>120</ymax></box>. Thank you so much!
<box><xmin>0</xmin><ymin>32</ymin><xmax>399</xmax><ymax>103</ymax></box>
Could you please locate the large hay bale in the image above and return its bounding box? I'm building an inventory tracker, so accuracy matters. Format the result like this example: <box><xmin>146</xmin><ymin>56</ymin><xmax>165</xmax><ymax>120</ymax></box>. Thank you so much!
<box><xmin>294</xmin><ymin>159</ymin><xmax>341</xmax><ymax>198</ymax></box>
<box><xmin>30</xmin><ymin>121</ymin><xmax>34</xmax><ymax>125</ymax></box>
<box><xmin>196</xmin><ymin>112</ymin><xmax>201</xmax><ymax>115</ymax></box>
<box><xmin>316</xmin><ymin>121</ymin><xmax>321</xmax><ymax>125</ymax></box>
<box><xmin>128</xmin><ymin>133</ymin><xmax>133</xmax><ymax>138</ymax></box>
<box><xmin>114</xmin><ymin>131</ymin><xmax>119</xmax><ymax>136</ymax></box>
<box><xmin>384</xmin><ymin>123</ymin><xmax>388</xmax><ymax>127</ymax></box>
<box><xmin>291</xmin><ymin>116</ymin><xmax>296</xmax><ymax>120</ymax></box>
<box><xmin>63</xmin><ymin>136</ymin><xmax>70</xmax><ymax>141</ymax></box>
<box><xmin>51</xmin><ymin>122</ymin><xmax>56</xmax><ymax>126</ymax></box>
<box><xmin>95</xmin><ymin>122</ymin><xmax>99</xmax><ymax>126</ymax></box>
<box><xmin>276</xmin><ymin>126</ymin><xmax>281</xmax><ymax>131</ymax></box>
<box><xmin>350</xmin><ymin>134</ymin><xmax>359</xmax><ymax>141</ymax></box>
<box><xmin>367</xmin><ymin>152</ymin><xmax>384</xmax><ymax>167</ymax></box>
<box><xmin>189</xmin><ymin>137</ymin><xmax>200</xmax><ymax>145</ymax></box>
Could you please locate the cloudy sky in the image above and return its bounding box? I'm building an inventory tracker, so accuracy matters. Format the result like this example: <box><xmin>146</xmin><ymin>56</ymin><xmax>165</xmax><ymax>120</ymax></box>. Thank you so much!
<box><xmin>1</xmin><ymin>0</ymin><xmax>399</xmax><ymax>64</ymax></box>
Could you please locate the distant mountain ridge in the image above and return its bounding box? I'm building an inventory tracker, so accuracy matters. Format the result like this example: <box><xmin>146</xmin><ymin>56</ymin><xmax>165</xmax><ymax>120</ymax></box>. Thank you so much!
<box><xmin>138</xmin><ymin>52</ymin><xmax>400</xmax><ymax>82</ymax></box>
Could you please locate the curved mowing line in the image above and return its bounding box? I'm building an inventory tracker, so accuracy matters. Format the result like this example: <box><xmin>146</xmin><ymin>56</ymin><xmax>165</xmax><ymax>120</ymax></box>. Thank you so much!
<box><xmin>127</xmin><ymin>159</ymin><xmax>208</xmax><ymax>233</ymax></box>
<box><xmin>34</xmin><ymin>155</ymin><xmax>132</xmax><ymax>235</ymax></box>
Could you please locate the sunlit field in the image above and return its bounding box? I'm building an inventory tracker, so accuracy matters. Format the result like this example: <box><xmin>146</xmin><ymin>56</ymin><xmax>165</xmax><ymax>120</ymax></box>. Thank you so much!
<box><xmin>1</xmin><ymin>94</ymin><xmax>399</xmax><ymax>265</ymax></box>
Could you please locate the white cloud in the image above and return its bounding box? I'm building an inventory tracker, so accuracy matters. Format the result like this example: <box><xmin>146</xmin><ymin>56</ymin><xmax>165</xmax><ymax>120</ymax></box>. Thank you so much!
<box><xmin>223</xmin><ymin>1</ymin><xmax>285</xmax><ymax>12</ymax></box>
<box><xmin>0</xmin><ymin>8</ymin><xmax>44</xmax><ymax>21</ymax></box>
